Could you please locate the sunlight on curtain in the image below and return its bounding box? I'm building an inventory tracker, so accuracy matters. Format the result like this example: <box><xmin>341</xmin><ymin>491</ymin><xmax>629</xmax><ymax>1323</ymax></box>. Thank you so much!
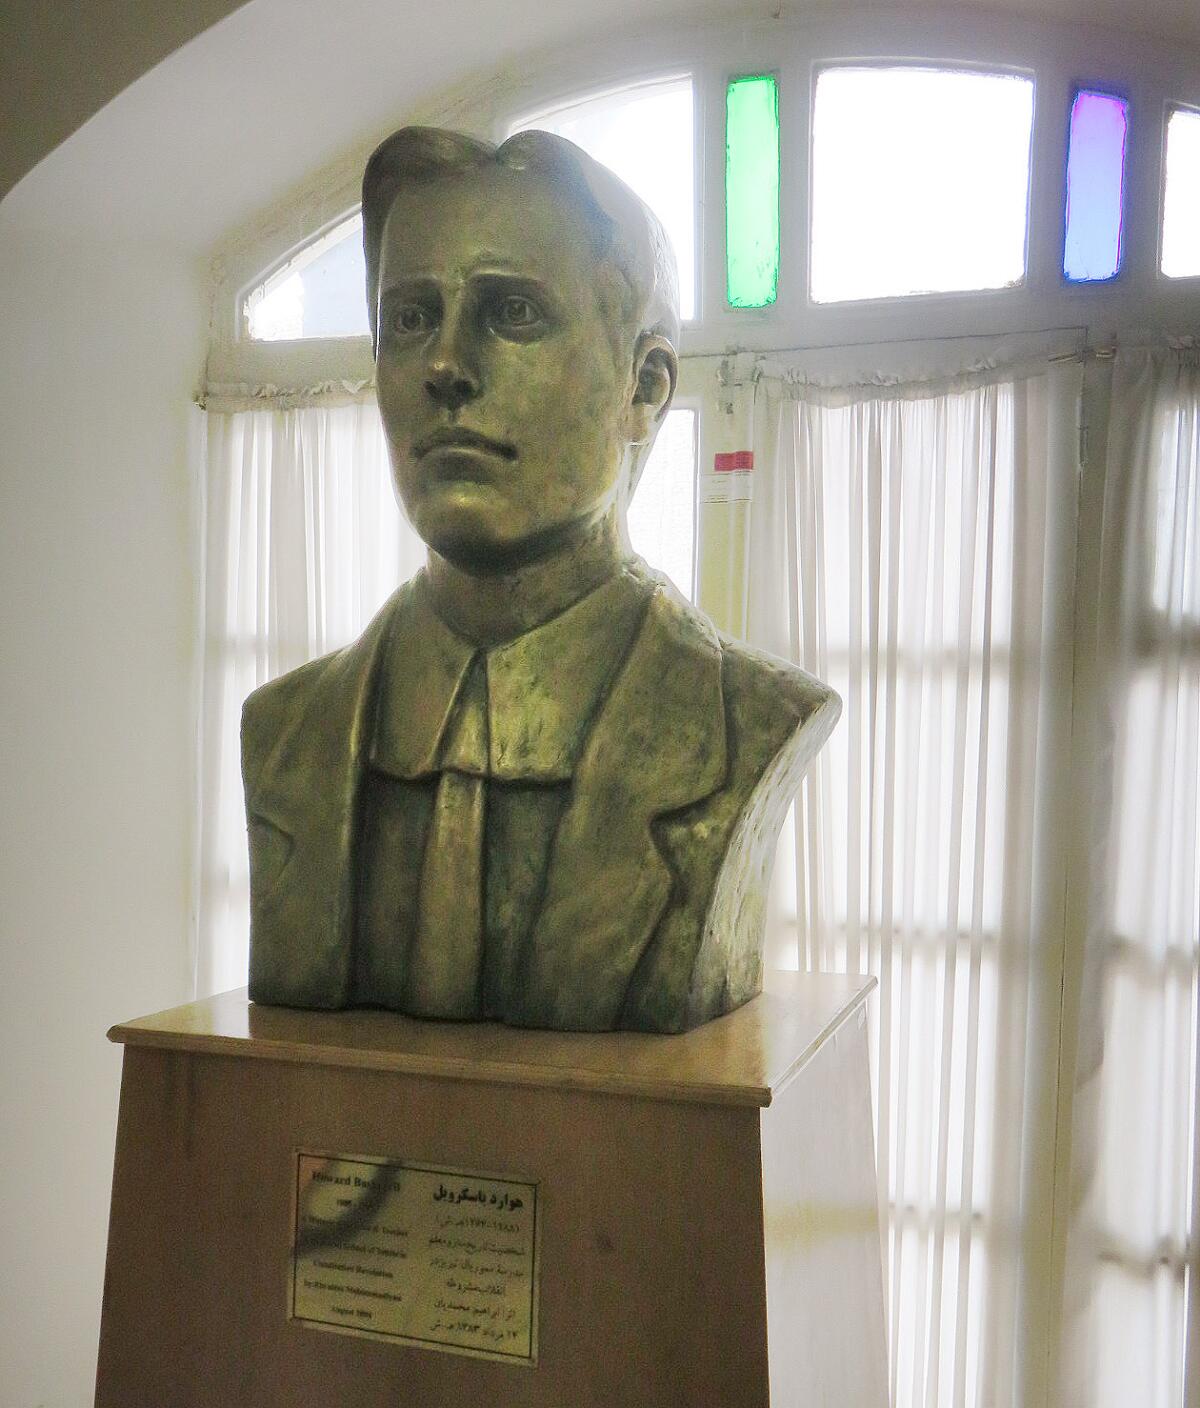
<box><xmin>1060</xmin><ymin>347</ymin><xmax>1200</xmax><ymax>1408</ymax></box>
<box><xmin>741</xmin><ymin>359</ymin><xmax>1082</xmax><ymax>1408</ymax></box>
<box><xmin>194</xmin><ymin>400</ymin><xmax>424</xmax><ymax>995</ymax></box>
<box><xmin>628</xmin><ymin>406</ymin><xmax>696</xmax><ymax>598</ymax></box>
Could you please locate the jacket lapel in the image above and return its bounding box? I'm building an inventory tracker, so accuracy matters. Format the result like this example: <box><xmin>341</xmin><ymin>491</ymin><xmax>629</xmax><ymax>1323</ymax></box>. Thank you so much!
<box><xmin>511</xmin><ymin>582</ymin><xmax>728</xmax><ymax>1030</ymax></box>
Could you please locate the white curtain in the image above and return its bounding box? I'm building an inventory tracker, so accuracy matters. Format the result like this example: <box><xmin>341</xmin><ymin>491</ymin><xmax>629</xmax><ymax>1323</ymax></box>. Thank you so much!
<box><xmin>1057</xmin><ymin>347</ymin><xmax>1200</xmax><ymax>1408</ymax></box>
<box><xmin>742</xmin><ymin>357</ymin><xmax>1082</xmax><ymax>1408</ymax></box>
<box><xmin>738</xmin><ymin>347</ymin><xmax>1199</xmax><ymax>1408</ymax></box>
<box><xmin>194</xmin><ymin>398</ymin><xmax>425</xmax><ymax>995</ymax></box>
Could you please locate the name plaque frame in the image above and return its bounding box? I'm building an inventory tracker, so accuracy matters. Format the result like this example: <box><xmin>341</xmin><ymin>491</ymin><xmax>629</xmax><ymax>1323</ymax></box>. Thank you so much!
<box><xmin>290</xmin><ymin>1150</ymin><xmax>540</xmax><ymax>1365</ymax></box>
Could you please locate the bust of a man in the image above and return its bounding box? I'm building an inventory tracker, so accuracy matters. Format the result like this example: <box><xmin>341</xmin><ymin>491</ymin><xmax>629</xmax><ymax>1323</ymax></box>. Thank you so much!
<box><xmin>241</xmin><ymin>126</ymin><xmax>839</xmax><ymax>1033</ymax></box>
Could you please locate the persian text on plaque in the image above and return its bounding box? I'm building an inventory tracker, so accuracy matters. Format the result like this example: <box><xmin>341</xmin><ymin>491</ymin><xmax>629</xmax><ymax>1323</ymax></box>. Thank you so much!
<box><xmin>291</xmin><ymin>1151</ymin><xmax>539</xmax><ymax>1363</ymax></box>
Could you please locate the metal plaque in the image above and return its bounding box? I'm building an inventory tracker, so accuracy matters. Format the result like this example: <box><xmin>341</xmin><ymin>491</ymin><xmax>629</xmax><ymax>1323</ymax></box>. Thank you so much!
<box><xmin>291</xmin><ymin>1151</ymin><xmax>539</xmax><ymax>1364</ymax></box>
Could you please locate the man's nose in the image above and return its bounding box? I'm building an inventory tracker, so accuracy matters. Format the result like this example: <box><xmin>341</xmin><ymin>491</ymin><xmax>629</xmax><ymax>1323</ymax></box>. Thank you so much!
<box><xmin>423</xmin><ymin>317</ymin><xmax>480</xmax><ymax>412</ymax></box>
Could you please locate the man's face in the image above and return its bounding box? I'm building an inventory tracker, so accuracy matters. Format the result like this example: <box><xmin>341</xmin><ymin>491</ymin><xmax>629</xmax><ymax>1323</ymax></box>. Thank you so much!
<box><xmin>374</xmin><ymin>165</ymin><xmax>635</xmax><ymax>569</ymax></box>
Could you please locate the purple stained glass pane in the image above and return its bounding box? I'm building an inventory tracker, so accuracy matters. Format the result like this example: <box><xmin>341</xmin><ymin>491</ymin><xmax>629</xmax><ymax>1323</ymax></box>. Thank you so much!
<box><xmin>1064</xmin><ymin>90</ymin><xmax>1128</xmax><ymax>282</ymax></box>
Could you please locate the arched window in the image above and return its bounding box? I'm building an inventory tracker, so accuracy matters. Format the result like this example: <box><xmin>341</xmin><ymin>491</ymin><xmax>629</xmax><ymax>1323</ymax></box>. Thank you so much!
<box><xmin>243</xmin><ymin>210</ymin><xmax>368</xmax><ymax>341</ymax></box>
<box><xmin>509</xmin><ymin>75</ymin><xmax>697</xmax><ymax>319</ymax></box>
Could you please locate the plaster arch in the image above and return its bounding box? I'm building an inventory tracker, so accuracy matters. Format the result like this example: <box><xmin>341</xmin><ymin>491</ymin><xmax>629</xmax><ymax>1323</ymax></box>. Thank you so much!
<box><xmin>5</xmin><ymin>0</ymin><xmax>1200</xmax><ymax>252</ymax></box>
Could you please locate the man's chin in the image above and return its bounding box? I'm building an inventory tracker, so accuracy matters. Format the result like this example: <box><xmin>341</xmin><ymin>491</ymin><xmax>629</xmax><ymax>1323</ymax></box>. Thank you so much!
<box><xmin>416</xmin><ymin>512</ymin><xmax>542</xmax><ymax>575</ymax></box>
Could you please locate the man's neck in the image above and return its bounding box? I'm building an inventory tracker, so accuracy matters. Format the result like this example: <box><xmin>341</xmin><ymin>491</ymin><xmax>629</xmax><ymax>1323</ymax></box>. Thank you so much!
<box><xmin>425</xmin><ymin>513</ymin><xmax>631</xmax><ymax>648</ymax></box>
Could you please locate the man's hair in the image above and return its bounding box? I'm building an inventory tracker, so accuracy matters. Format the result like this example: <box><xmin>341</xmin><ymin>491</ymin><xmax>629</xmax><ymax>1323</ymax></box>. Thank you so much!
<box><xmin>361</xmin><ymin>125</ymin><xmax>680</xmax><ymax>359</ymax></box>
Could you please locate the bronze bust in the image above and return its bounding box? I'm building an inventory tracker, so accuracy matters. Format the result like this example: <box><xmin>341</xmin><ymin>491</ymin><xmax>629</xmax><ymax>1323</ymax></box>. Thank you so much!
<box><xmin>241</xmin><ymin>126</ymin><xmax>839</xmax><ymax>1032</ymax></box>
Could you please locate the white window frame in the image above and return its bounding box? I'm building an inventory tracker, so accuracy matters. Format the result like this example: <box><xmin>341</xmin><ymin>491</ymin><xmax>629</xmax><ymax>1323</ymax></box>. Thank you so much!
<box><xmin>506</xmin><ymin>71</ymin><xmax>703</xmax><ymax>326</ymax></box>
<box><xmin>806</xmin><ymin>60</ymin><xmax>1037</xmax><ymax>305</ymax></box>
<box><xmin>1159</xmin><ymin>100</ymin><xmax>1200</xmax><ymax>286</ymax></box>
<box><xmin>211</xmin><ymin>11</ymin><xmax>1200</xmax><ymax>376</ymax></box>
<box><xmin>240</xmin><ymin>208</ymin><xmax>366</xmax><ymax>342</ymax></box>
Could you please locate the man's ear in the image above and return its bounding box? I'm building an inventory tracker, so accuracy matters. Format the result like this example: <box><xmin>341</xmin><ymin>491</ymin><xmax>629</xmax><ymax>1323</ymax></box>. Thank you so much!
<box><xmin>628</xmin><ymin>334</ymin><xmax>678</xmax><ymax>443</ymax></box>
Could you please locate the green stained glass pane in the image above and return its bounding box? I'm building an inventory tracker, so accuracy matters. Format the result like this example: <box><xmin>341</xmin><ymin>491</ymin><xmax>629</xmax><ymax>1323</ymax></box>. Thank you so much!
<box><xmin>726</xmin><ymin>75</ymin><xmax>780</xmax><ymax>308</ymax></box>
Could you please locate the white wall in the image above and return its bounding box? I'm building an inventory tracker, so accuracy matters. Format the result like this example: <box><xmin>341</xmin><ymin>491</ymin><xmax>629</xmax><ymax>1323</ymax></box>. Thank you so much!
<box><xmin>0</xmin><ymin>226</ymin><xmax>206</xmax><ymax>1406</ymax></box>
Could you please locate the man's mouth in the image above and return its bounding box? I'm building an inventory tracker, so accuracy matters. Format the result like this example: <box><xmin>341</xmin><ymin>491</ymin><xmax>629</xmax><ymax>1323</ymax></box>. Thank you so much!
<box><xmin>414</xmin><ymin>427</ymin><xmax>517</xmax><ymax>460</ymax></box>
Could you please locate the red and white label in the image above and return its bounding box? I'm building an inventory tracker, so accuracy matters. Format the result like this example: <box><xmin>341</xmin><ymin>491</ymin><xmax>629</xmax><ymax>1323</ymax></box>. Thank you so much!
<box><xmin>713</xmin><ymin>450</ymin><xmax>754</xmax><ymax>473</ymax></box>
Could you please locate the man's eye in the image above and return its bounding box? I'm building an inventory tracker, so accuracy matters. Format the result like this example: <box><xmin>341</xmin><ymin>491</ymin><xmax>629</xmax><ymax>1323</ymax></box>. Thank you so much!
<box><xmin>494</xmin><ymin>296</ymin><xmax>541</xmax><ymax>329</ymax></box>
<box><xmin>391</xmin><ymin>306</ymin><xmax>432</xmax><ymax>334</ymax></box>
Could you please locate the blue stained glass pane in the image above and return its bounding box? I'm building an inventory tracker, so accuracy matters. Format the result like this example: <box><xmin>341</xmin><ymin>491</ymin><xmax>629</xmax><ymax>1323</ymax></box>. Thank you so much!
<box><xmin>1064</xmin><ymin>90</ymin><xmax>1128</xmax><ymax>283</ymax></box>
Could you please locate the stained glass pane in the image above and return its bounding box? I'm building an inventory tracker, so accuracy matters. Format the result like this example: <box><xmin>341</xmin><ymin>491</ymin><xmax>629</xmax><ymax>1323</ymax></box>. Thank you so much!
<box><xmin>1162</xmin><ymin>106</ymin><xmax>1200</xmax><ymax>280</ymax></box>
<box><xmin>726</xmin><ymin>75</ymin><xmax>780</xmax><ymax>308</ymax></box>
<box><xmin>1064</xmin><ymin>91</ymin><xmax>1128</xmax><ymax>283</ymax></box>
<box><xmin>811</xmin><ymin>67</ymin><xmax>1034</xmax><ymax>303</ymax></box>
<box><xmin>511</xmin><ymin>79</ymin><xmax>696</xmax><ymax>320</ymax></box>
<box><xmin>245</xmin><ymin>212</ymin><xmax>369</xmax><ymax>341</ymax></box>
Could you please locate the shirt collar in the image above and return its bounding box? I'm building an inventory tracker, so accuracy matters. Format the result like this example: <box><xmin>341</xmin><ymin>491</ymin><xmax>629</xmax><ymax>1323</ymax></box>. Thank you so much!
<box><xmin>371</xmin><ymin>567</ymin><xmax>652</xmax><ymax>783</ymax></box>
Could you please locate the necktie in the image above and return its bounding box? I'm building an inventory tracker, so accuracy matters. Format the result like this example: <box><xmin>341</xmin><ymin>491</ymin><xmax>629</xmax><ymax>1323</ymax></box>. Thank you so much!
<box><xmin>404</xmin><ymin>656</ymin><xmax>488</xmax><ymax>1018</ymax></box>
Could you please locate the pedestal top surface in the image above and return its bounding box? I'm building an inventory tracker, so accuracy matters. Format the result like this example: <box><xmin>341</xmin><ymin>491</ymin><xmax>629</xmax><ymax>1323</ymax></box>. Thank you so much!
<box><xmin>108</xmin><ymin>971</ymin><xmax>874</xmax><ymax>1108</ymax></box>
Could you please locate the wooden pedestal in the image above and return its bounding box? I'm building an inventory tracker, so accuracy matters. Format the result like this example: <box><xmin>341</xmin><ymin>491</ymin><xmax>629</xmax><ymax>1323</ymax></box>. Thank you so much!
<box><xmin>96</xmin><ymin>972</ymin><xmax>886</xmax><ymax>1407</ymax></box>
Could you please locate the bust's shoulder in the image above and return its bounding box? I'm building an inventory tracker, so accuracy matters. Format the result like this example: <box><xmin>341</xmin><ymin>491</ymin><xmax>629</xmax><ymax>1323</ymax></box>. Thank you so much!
<box><xmin>240</xmin><ymin>582</ymin><xmax>414</xmax><ymax>777</ymax></box>
<box><xmin>717</xmin><ymin>630</ymin><xmax>840</xmax><ymax>735</ymax></box>
<box><xmin>239</xmin><ymin>651</ymin><xmax>343</xmax><ymax>795</ymax></box>
<box><xmin>631</xmin><ymin>566</ymin><xmax>840</xmax><ymax>788</ymax></box>
<box><xmin>243</xmin><ymin>651</ymin><xmax>333</xmax><ymax>720</ymax></box>
<box><xmin>713</xmin><ymin>635</ymin><xmax>841</xmax><ymax>797</ymax></box>
<box><xmin>634</xmin><ymin>562</ymin><xmax>839</xmax><ymax>737</ymax></box>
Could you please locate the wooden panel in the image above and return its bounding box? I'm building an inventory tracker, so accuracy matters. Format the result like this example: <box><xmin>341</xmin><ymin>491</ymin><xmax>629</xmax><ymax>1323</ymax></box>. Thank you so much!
<box><xmin>759</xmin><ymin>1006</ymin><xmax>888</xmax><ymax>1407</ymax></box>
<box><xmin>107</xmin><ymin>971</ymin><xmax>875</xmax><ymax>1109</ymax></box>
<box><xmin>96</xmin><ymin>1047</ymin><xmax>770</xmax><ymax>1408</ymax></box>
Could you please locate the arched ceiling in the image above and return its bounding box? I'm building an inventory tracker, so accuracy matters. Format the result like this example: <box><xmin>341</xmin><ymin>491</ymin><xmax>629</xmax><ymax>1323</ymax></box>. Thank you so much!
<box><xmin>2</xmin><ymin>0</ymin><xmax>750</xmax><ymax>250</ymax></box>
<box><xmin>0</xmin><ymin>0</ymin><xmax>252</xmax><ymax>204</ymax></box>
<box><xmin>3</xmin><ymin>0</ymin><xmax>1199</xmax><ymax>254</ymax></box>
